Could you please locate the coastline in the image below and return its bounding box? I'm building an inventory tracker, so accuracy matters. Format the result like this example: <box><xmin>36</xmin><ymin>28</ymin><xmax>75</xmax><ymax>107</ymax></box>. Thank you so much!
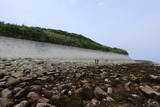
<box><xmin>0</xmin><ymin>58</ymin><xmax>159</xmax><ymax>106</ymax></box>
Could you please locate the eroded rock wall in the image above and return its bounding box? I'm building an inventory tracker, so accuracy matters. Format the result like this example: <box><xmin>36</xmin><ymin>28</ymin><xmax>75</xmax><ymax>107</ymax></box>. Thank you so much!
<box><xmin>0</xmin><ymin>36</ymin><xmax>133</xmax><ymax>63</ymax></box>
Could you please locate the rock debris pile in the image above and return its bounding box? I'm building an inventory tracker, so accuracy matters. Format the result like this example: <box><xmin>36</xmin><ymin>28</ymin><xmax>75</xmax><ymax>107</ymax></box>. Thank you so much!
<box><xmin>0</xmin><ymin>58</ymin><xmax>160</xmax><ymax>107</ymax></box>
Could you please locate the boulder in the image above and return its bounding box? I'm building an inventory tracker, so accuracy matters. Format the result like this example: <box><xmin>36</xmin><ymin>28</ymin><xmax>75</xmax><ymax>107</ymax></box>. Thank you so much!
<box><xmin>80</xmin><ymin>83</ymin><xmax>94</xmax><ymax>100</ymax></box>
<box><xmin>140</xmin><ymin>85</ymin><xmax>160</xmax><ymax>98</ymax></box>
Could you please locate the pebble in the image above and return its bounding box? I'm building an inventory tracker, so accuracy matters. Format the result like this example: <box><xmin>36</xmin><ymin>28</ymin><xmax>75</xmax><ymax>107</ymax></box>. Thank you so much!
<box><xmin>107</xmin><ymin>87</ymin><xmax>112</xmax><ymax>95</ymax></box>
<box><xmin>106</xmin><ymin>96</ymin><xmax>114</xmax><ymax>102</ymax></box>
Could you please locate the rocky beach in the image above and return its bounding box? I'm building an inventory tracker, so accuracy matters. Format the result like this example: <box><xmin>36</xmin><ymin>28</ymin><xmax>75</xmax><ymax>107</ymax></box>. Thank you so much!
<box><xmin>0</xmin><ymin>58</ymin><xmax>160</xmax><ymax>107</ymax></box>
<box><xmin>0</xmin><ymin>1</ymin><xmax>159</xmax><ymax>106</ymax></box>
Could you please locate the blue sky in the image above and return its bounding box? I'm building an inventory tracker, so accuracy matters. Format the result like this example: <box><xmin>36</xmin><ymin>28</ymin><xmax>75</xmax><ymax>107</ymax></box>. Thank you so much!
<box><xmin>0</xmin><ymin>0</ymin><xmax>160</xmax><ymax>62</ymax></box>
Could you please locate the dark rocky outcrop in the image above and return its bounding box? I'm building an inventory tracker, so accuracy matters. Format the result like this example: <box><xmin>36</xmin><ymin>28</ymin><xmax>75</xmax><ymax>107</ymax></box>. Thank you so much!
<box><xmin>0</xmin><ymin>58</ymin><xmax>160</xmax><ymax>106</ymax></box>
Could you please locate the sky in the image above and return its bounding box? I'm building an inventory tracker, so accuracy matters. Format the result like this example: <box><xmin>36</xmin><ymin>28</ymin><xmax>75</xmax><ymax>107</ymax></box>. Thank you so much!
<box><xmin>0</xmin><ymin>0</ymin><xmax>160</xmax><ymax>63</ymax></box>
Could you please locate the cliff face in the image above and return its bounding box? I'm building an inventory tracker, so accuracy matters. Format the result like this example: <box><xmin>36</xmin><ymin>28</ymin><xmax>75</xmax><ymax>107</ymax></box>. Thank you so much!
<box><xmin>0</xmin><ymin>36</ymin><xmax>133</xmax><ymax>63</ymax></box>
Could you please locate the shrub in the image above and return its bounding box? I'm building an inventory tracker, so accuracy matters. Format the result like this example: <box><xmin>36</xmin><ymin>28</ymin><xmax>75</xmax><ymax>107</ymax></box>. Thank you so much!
<box><xmin>0</xmin><ymin>21</ymin><xmax>128</xmax><ymax>55</ymax></box>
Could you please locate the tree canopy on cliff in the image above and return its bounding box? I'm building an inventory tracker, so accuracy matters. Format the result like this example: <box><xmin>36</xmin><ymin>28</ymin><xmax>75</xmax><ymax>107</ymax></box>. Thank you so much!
<box><xmin>0</xmin><ymin>21</ymin><xmax>128</xmax><ymax>55</ymax></box>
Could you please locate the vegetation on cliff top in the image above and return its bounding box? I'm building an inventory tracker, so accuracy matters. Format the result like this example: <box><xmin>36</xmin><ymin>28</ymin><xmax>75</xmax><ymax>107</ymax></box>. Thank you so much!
<box><xmin>0</xmin><ymin>21</ymin><xmax>128</xmax><ymax>54</ymax></box>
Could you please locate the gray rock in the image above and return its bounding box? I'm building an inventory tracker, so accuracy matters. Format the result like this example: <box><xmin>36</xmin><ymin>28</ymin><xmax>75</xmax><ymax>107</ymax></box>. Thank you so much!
<box><xmin>86</xmin><ymin>100</ymin><xmax>107</xmax><ymax>107</ymax></box>
<box><xmin>118</xmin><ymin>103</ymin><xmax>132</xmax><ymax>107</ymax></box>
<box><xmin>107</xmin><ymin>87</ymin><xmax>112</xmax><ymax>95</ymax></box>
<box><xmin>46</xmin><ymin>72</ymin><xmax>55</xmax><ymax>75</ymax></box>
<box><xmin>100</xmin><ymin>72</ymin><xmax>107</xmax><ymax>79</ymax></box>
<box><xmin>51</xmin><ymin>95</ymin><xmax>60</xmax><ymax>103</ymax></box>
<box><xmin>75</xmin><ymin>73</ymin><xmax>81</xmax><ymax>78</ymax></box>
<box><xmin>131</xmin><ymin>94</ymin><xmax>139</xmax><ymax>98</ymax></box>
<box><xmin>150</xmin><ymin>75</ymin><xmax>160</xmax><ymax>83</ymax></box>
<box><xmin>150</xmin><ymin>75</ymin><xmax>160</xmax><ymax>80</ymax></box>
<box><xmin>37</xmin><ymin>76</ymin><xmax>48</xmax><ymax>81</ymax></box>
<box><xmin>13</xmin><ymin>87</ymin><xmax>22</xmax><ymax>94</ymax></box>
<box><xmin>0</xmin><ymin>98</ymin><xmax>10</xmax><ymax>107</ymax></box>
<box><xmin>130</xmin><ymin>74</ymin><xmax>137</xmax><ymax>81</ymax></box>
<box><xmin>20</xmin><ymin>76</ymin><xmax>34</xmax><ymax>82</ymax></box>
<box><xmin>27</xmin><ymin>91</ymin><xmax>49</xmax><ymax>103</ymax></box>
<box><xmin>0</xmin><ymin>81</ymin><xmax>7</xmax><ymax>88</ymax></box>
<box><xmin>7</xmin><ymin>78</ymin><xmax>21</xmax><ymax>86</ymax></box>
<box><xmin>146</xmin><ymin>99</ymin><xmax>160</xmax><ymax>107</ymax></box>
<box><xmin>97</xmin><ymin>101</ymin><xmax>107</xmax><ymax>107</ymax></box>
<box><xmin>124</xmin><ymin>82</ymin><xmax>131</xmax><ymax>91</ymax></box>
<box><xmin>106</xmin><ymin>96</ymin><xmax>114</xmax><ymax>102</ymax></box>
<box><xmin>153</xmin><ymin>86</ymin><xmax>160</xmax><ymax>91</ymax></box>
<box><xmin>15</xmin><ymin>88</ymin><xmax>29</xmax><ymax>99</ymax></box>
<box><xmin>27</xmin><ymin>92</ymin><xmax>41</xmax><ymax>101</ymax></box>
<box><xmin>90</xmin><ymin>98</ymin><xmax>99</xmax><ymax>106</ymax></box>
<box><xmin>12</xmin><ymin>71</ymin><xmax>23</xmax><ymax>78</ymax></box>
<box><xmin>0</xmin><ymin>76</ymin><xmax>9</xmax><ymax>82</ymax></box>
<box><xmin>14</xmin><ymin>100</ymin><xmax>29</xmax><ymax>107</ymax></box>
<box><xmin>5</xmin><ymin>62</ymin><xmax>12</xmax><ymax>66</ymax></box>
<box><xmin>1</xmin><ymin>88</ymin><xmax>12</xmax><ymax>98</ymax></box>
<box><xmin>80</xmin><ymin>83</ymin><xmax>94</xmax><ymax>100</ymax></box>
<box><xmin>36</xmin><ymin>103</ymin><xmax>56</xmax><ymax>107</ymax></box>
<box><xmin>0</xmin><ymin>73</ymin><xmax>4</xmax><ymax>79</ymax></box>
<box><xmin>94</xmin><ymin>86</ymin><xmax>107</xmax><ymax>100</ymax></box>
<box><xmin>140</xmin><ymin>85</ymin><xmax>160</xmax><ymax>98</ymax></box>
<box><xmin>30</xmin><ymin>85</ymin><xmax>42</xmax><ymax>93</ymax></box>
<box><xmin>38</xmin><ymin>97</ymin><xmax>50</xmax><ymax>103</ymax></box>
<box><xmin>104</xmin><ymin>78</ymin><xmax>110</xmax><ymax>82</ymax></box>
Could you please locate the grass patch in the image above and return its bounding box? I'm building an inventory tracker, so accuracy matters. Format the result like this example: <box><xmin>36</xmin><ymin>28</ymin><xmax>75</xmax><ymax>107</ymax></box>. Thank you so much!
<box><xmin>0</xmin><ymin>21</ymin><xmax>128</xmax><ymax>55</ymax></box>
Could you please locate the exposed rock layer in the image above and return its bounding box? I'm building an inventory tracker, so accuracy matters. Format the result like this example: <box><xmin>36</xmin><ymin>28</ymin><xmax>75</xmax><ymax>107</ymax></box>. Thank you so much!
<box><xmin>0</xmin><ymin>36</ymin><xmax>133</xmax><ymax>63</ymax></box>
